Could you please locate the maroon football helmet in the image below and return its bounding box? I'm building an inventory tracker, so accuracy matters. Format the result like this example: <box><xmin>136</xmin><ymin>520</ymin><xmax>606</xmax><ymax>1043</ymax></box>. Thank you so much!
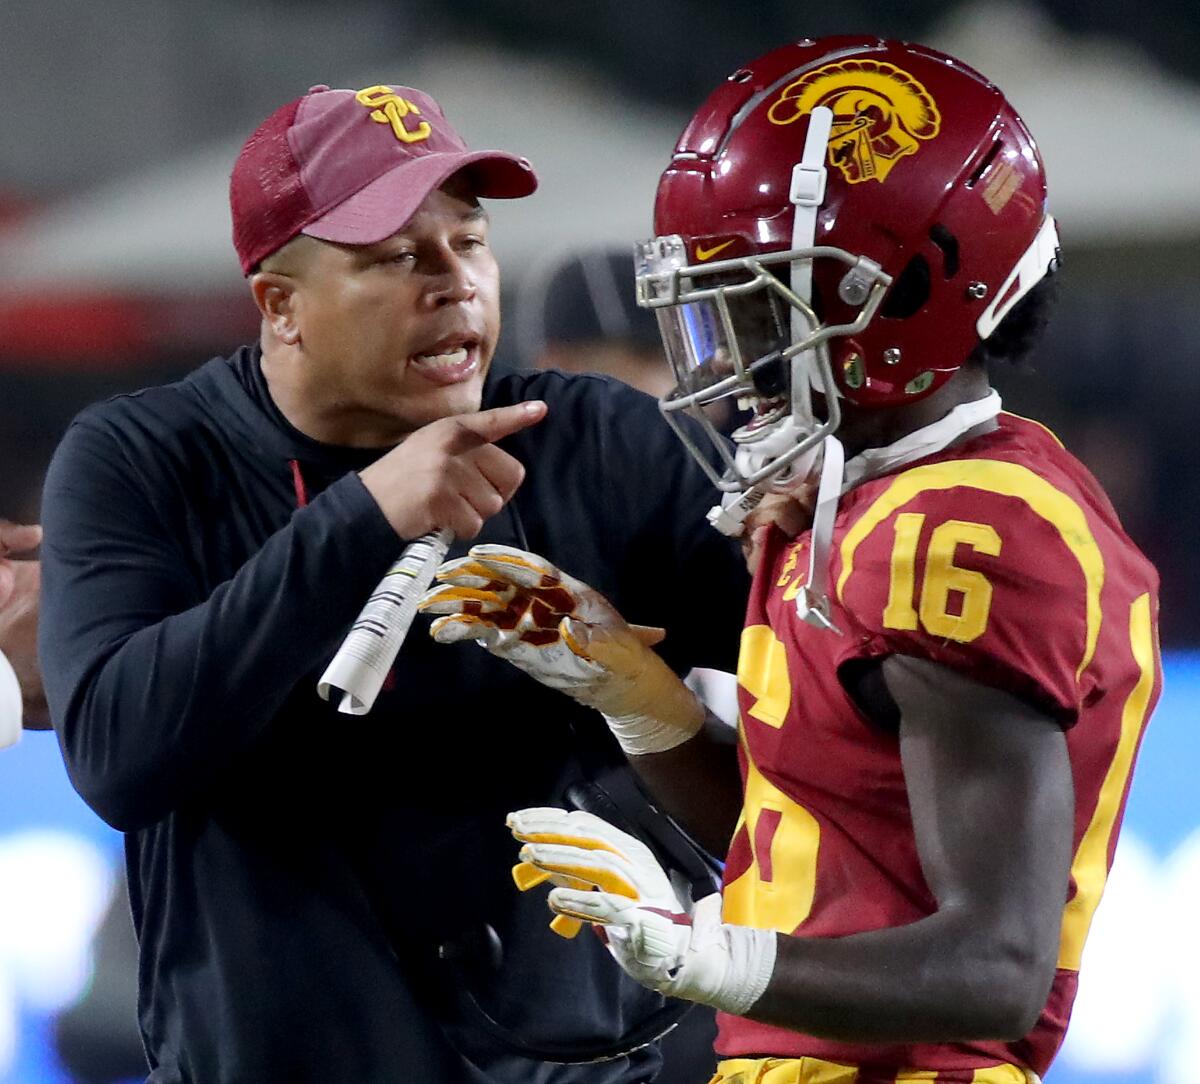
<box><xmin>636</xmin><ymin>36</ymin><xmax>1059</xmax><ymax>494</ymax></box>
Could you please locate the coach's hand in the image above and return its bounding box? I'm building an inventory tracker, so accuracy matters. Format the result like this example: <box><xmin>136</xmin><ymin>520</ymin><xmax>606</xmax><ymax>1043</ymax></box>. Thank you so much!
<box><xmin>418</xmin><ymin>545</ymin><xmax>705</xmax><ymax>755</ymax></box>
<box><xmin>359</xmin><ymin>401</ymin><xmax>545</xmax><ymax>541</ymax></box>
<box><xmin>741</xmin><ymin>487</ymin><xmax>815</xmax><ymax>575</ymax></box>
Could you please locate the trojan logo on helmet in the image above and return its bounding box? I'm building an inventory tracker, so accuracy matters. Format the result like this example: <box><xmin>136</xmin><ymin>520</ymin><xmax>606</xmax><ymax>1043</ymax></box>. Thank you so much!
<box><xmin>767</xmin><ymin>59</ymin><xmax>942</xmax><ymax>184</ymax></box>
<box><xmin>635</xmin><ymin>36</ymin><xmax>1060</xmax><ymax>508</ymax></box>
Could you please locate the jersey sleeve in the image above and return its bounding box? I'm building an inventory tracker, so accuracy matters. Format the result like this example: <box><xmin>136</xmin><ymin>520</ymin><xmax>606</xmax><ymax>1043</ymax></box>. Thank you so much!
<box><xmin>835</xmin><ymin>463</ymin><xmax>1105</xmax><ymax>723</ymax></box>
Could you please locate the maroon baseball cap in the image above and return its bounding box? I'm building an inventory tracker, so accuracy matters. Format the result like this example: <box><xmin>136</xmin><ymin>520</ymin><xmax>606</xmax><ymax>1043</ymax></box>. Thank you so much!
<box><xmin>230</xmin><ymin>83</ymin><xmax>538</xmax><ymax>274</ymax></box>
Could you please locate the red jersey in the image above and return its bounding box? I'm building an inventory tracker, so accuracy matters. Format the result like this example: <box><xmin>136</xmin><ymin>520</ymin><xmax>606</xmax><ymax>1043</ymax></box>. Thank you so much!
<box><xmin>719</xmin><ymin>414</ymin><xmax>1161</xmax><ymax>1076</ymax></box>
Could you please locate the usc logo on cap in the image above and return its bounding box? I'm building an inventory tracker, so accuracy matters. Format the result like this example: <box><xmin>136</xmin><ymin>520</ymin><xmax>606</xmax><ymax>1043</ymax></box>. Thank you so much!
<box><xmin>355</xmin><ymin>86</ymin><xmax>432</xmax><ymax>144</ymax></box>
<box><xmin>768</xmin><ymin>60</ymin><xmax>940</xmax><ymax>184</ymax></box>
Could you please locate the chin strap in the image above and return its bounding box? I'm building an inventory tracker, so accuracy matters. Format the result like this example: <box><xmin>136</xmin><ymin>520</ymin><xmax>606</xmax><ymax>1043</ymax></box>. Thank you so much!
<box><xmin>797</xmin><ymin>391</ymin><xmax>1004</xmax><ymax>631</ymax></box>
<box><xmin>706</xmin><ymin>106</ymin><xmax>834</xmax><ymax>542</ymax></box>
<box><xmin>789</xmin><ymin>105</ymin><xmax>832</xmax><ymax>342</ymax></box>
<box><xmin>794</xmin><ymin>435</ymin><xmax>844</xmax><ymax>632</ymax></box>
<box><xmin>788</xmin><ymin>106</ymin><xmax>833</xmax><ymax>430</ymax></box>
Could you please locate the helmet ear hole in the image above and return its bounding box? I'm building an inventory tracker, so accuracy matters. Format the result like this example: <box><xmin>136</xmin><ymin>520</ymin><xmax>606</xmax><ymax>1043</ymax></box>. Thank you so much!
<box><xmin>929</xmin><ymin>224</ymin><xmax>960</xmax><ymax>279</ymax></box>
<box><xmin>879</xmin><ymin>254</ymin><xmax>930</xmax><ymax>320</ymax></box>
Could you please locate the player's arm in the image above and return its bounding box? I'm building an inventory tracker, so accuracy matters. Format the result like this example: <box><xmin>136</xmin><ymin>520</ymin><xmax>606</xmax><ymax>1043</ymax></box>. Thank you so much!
<box><xmin>616</xmin><ymin>710</ymin><xmax>742</xmax><ymax>858</ymax></box>
<box><xmin>419</xmin><ymin>545</ymin><xmax>743</xmax><ymax>854</ymax></box>
<box><xmin>749</xmin><ymin>654</ymin><xmax>1074</xmax><ymax>1040</ymax></box>
<box><xmin>513</xmin><ymin>654</ymin><xmax>1073</xmax><ymax>1041</ymax></box>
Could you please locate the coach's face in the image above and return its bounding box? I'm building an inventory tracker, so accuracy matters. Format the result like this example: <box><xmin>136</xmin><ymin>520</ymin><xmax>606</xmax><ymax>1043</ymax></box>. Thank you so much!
<box><xmin>255</xmin><ymin>175</ymin><xmax>501</xmax><ymax>446</ymax></box>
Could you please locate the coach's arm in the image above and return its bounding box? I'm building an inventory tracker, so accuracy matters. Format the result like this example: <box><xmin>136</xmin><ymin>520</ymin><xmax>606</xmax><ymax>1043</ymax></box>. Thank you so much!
<box><xmin>38</xmin><ymin>416</ymin><xmax>401</xmax><ymax>831</ymax></box>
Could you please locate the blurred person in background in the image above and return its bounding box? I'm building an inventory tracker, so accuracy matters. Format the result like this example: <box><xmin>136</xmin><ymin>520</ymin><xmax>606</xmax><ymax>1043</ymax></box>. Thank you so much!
<box><xmin>517</xmin><ymin>247</ymin><xmax>674</xmax><ymax>398</ymax></box>
<box><xmin>0</xmin><ymin>519</ymin><xmax>49</xmax><ymax>739</ymax></box>
<box><xmin>426</xmin><ymin>37</ymin><xmax>1162</xmax><ymax>1084</ymax></box>
<box><xmin>38</xmin><ymin>81</ymin><xmax>747</xmax><ymax>1084</ymax></box>
<box><xmin>518</xmin><ymin>246</ymin><xmax>737</xmax><ymax>435</ymax></box>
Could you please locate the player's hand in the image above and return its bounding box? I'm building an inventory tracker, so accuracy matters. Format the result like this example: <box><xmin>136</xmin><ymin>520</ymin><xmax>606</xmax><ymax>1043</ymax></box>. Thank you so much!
<box><xmin>358</xmin><ymin>401</ymin><xmax>546</xmax><ymax>541</ymax></box>
<box><xmin>0</xmin><ymin>521</ymin><xmax>47</xmax><ymax>732</ymax></box>
<box><xmin>418</xmin><ymin>545</ymin><xmax>705</xmax><ymax>754</ymax></box>
<box><xmin>741</xmin><ymin>488</ymin><xmax>816</xmax><ymax>575</ymax></box>
<box><xmin>507</xmin><ymin>807</ymin><xmax>776</xmax><ymax>1014</ymax></box>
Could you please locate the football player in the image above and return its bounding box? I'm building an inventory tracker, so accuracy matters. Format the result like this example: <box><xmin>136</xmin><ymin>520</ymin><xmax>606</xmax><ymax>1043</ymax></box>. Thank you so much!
<box><xmin>420</xmin><ymin>37</ymin><xmax>1161</xmax><ymax>1083</ymax></box>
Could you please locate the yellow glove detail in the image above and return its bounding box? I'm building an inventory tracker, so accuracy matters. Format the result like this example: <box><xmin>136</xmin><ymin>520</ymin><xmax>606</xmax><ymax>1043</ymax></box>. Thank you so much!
<box><xmin>419</xmin><ymin>545</ymin><xmax>704</xmax><ymax>754</ymax></box>
<box><xmin>508</xmin><ymin>807</ymin><xmax>777</xmax><ymax>1014</ymax></box>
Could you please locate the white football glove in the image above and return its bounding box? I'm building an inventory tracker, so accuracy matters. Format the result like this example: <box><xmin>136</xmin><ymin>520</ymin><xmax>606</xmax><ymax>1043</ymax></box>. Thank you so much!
<box><xmin>507</xmin><ymin>807</ymin><xmax>776</xmax><ymax>1016</ymax></box>
<box><xmin>418</xmin><ymin>545</ymin><xmax>705</xmax><ymax>755</ymax></box>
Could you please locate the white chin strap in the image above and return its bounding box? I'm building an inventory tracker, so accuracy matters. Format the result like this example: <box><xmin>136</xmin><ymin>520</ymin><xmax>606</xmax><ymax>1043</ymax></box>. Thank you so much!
<box><xmin>789</xmin><ymin>105</ymin><xmax>831</xmax><ymax>338</ymax></box>
<box><xmin>788</xmin><ymin>106</ymin><xmax>833</xmax><ymax>422</ymax></box>
<box><xmin>794</xmin><ymin>434</ymin><xmax>844</xmax><ymax>632</ymax></box>
<box><xmin>796</xmin><ymin>391</ymin><xmax>1003</xmax><ymax>632</ymax></box>
<box><xmin>707</xmin><ymin>107</ymin><xmax>834</xmax><ymax>542</ymax></box>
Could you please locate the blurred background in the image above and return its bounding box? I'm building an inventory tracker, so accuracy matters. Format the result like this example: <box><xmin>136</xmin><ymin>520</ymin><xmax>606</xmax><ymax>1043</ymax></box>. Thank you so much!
<box><xmin>0</xmin><ymin>0</ymin><xmax>1196</xmax><ymax>1080</ymax></box>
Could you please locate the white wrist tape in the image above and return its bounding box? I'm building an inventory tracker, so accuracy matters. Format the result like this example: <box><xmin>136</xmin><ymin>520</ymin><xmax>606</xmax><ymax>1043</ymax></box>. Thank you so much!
<box><xmin>601</xmin><ymin>703</ymin><xmax>704</xmax><ymax>756</ymax></box>
<box><xmin>711</xmin><ymin>923</ymin><xmax>778</xmax><ymax>1016</ymax></box>
<box><xmin>659</xmin><ymin>895</ymin><xmax>778</xmax><ymax>1014</ymax></box>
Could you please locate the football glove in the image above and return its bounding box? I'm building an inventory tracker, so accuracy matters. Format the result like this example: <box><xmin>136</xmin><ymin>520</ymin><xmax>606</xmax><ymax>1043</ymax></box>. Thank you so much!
<box><xmin>418</xmin><ymin>545</ymin><xmax>705</xmax><ymax>755</ymax></box>
<box><xmin>507</xmin><ymin>807</ymin><xmax>776</xmax><ymax>1016</ymax></box>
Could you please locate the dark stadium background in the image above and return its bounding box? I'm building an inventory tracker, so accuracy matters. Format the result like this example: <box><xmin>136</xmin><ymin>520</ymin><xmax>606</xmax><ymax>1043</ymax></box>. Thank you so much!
<box><xmin>0</xmin><ymin>2</ymin><xmax>1195</xmax><ymax>1080</ymax></box>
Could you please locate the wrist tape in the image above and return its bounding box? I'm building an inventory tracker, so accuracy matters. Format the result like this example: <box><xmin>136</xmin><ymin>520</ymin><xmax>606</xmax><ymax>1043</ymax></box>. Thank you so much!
<box><xmin>602</xmin><ymin>683</ymin><xmax>705</xmax><ymax>756</ymax></box>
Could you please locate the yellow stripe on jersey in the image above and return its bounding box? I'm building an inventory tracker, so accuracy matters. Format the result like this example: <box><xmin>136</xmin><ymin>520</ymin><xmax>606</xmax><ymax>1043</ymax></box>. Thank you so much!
<box><xmin>739</xmin><ymin>625</ymin><xmax>792</xmax><ymax>729</ymax></box>
<box><xmin>724</xmin><ymin>717</ymin><xmax>821</xmax><ymax>932</ymax></box>
<box><xmin>897</xmin><ymin>1067</ymin><xmax>1037</xmax><ymax>1082</ymax></box>
<box><xmin>1058</xmin><ymin>592</ymin><xmax>1158</xmax><ymax>970</ymax></box>
<box><xmin>709</xmin><ymin>1058</ymin><xmax>1039</xmax><ymax>1083</ymax></box>
<box><xmin>1001</xmin><ymin>409</ymin><xmax>1065</xmax><ymax>448</ymax></box>
<box><xmin>836</xmin><ymin>459</ymin><xmax>1105</xmax><ymax>681</ymax></box>
<box><xmin>710</xmin><ymin>1056</ymin><xmax>858</xmax><ymax>1082</ymax></box>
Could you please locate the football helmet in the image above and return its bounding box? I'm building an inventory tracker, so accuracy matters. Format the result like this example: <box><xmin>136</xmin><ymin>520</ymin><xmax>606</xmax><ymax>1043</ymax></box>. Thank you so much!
<box><xmin>636</xmin><ymin>36</ymin><xmax>1059</xmax><ymax>496</ymax></box>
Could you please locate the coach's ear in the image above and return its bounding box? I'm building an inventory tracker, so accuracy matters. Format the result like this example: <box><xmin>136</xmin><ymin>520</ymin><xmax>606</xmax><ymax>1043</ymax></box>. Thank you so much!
<box><xmin>249</xmin><ymin>272</ymin><xmax>301</xmax><ymax>346</ymax></box>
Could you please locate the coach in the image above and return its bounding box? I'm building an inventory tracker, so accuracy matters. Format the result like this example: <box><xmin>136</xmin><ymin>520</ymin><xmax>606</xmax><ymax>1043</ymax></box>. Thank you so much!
<box><xmin>38</xmin><ymin>83</ymin><xmax>745</xmax><ymax>1083</ymax></box>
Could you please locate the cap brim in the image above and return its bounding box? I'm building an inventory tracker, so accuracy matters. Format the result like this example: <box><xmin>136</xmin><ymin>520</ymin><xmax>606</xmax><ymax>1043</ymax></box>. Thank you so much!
<box><xmin>301</xmin><ymin>150</ymin><xmax>537</xmax><ymax>246</ymax></box>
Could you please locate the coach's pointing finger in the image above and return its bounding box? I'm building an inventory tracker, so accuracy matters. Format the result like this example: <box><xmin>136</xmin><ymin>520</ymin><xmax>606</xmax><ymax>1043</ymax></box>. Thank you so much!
<box><xmin>359</xmin><ymin>401</ymin><xmax>547</xmax><ymax>541</ymax></box>
<box><xmin>444</xmin><ymin>400</ymin><xmax>547</xmax><ymax>451</ymax></box>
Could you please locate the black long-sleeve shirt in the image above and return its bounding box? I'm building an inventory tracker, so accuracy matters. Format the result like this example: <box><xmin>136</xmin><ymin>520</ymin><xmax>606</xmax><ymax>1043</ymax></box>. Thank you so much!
<box><xmin>39</xmin><ymin>347</ymin><xmax>748</xmax><ymax>1084</ymax></box>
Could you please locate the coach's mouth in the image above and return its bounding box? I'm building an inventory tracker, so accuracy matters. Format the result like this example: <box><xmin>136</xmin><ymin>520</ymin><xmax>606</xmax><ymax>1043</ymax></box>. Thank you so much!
<box><xmin>409</xmin><ymin>336</ymin><xmax>481</xmax><ymax>386</ymax></box>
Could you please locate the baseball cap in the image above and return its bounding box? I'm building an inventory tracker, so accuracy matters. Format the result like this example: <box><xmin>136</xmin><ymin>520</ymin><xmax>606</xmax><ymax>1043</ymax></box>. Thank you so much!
<box><xmin>230</xmin><ymin>83</ymin><xmax>538</xmax><ymax>274</ymax></box>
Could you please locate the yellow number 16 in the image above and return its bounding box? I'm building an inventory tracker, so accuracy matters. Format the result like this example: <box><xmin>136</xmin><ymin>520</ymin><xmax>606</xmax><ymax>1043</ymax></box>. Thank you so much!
<box><xmin>883</xmin><ymin>514</ymin><xmax>1001</xmax><ymax>643</ymax></box>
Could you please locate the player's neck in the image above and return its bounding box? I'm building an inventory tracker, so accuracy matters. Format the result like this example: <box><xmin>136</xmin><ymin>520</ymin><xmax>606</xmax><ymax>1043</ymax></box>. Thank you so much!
<box><xmin>836</xmin><ymin>364</ymin><xmax>997</xmax><ymax>459</ymax></box>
